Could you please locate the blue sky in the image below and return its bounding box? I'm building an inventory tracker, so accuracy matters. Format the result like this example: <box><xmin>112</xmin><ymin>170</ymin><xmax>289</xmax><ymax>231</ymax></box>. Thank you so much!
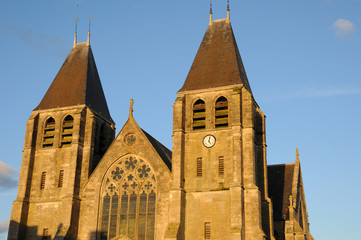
<box><xmin>0</xmin><ymin>0</ymin><xmax>360</xmax><ymax>239</ymax></box>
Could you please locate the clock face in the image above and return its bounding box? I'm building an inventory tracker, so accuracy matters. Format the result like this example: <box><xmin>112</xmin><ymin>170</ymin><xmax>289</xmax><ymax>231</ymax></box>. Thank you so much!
<box><xmin>203</xmin><ymin>135</ymin><xmax>216</xmax><ymax>148</ymax></box>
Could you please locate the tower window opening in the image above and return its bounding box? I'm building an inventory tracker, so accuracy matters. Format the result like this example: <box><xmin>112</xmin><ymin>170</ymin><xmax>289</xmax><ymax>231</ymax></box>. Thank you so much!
<box><xmin>197</xmin><ymin>157</ymin><xmax>203</xmax><ymax>177</ymax></box>
<box><xmin>193</xmin><ymin>99</ymin><xmax>206</xmax><ymax>130</ymax></box>
<box><xmin>218</xmin><ymin>156</ymin><xmax>224</xmax><ymax>176</ymax></box>
<box><xmin>215</xmin><ymin>96</ymin><xmax>228</xmax><ymax>128</ymax></box>
<box><xmin>58</xmin><ymin>170</ymin><xmax>64</xmax><ymax>188</ymax></box>
<box><xmin>204</xmin><ymin>222</ymin><xmax>211</xmax><ymax>239</ymax></box>
<box><xmin>42</xmin><ymin>117</ymin><xmax>55</xmax><ymax>148</ymax></box>
<box><xmin>61</xmin><ymin>115</ymin><xmax>73</xmax><ymax>147</ymax></box>
<box><xmin>40</xmin><ymin>172</ymin><xmax>46</xmax><ymax>190</ymax></box>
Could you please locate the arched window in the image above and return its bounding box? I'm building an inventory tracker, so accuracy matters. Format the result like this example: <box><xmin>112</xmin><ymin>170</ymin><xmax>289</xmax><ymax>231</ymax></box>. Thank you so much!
<box><xmin>42</xmin><ymin>117</ymin><xmax>55</xmax><ymax>148</ymax></box>
<box><xmin>193</xmin><ymin>99</ymin><xmax>206</xmax><ymax>130</ymax></box>
<box><xmin>215</xmin><ymin>97</ymin><xmax>229</xmax><ymax>128</ymax></box>
<box><xmin>61</xmin><ymin>115</ymin><xmax>73</xmax><ymax>147</ymax></box>
<box><xmin>100</xmin><ymin>156</ymin><xmax>156</xmax><ymax>240</ymax></box>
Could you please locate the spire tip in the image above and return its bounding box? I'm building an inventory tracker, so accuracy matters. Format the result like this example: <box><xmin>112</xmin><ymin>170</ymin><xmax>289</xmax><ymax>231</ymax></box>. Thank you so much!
<box><xmin>87</xmin><ymin>16</ymin><xmax>93</xmax><ymax>46</ymax></box>
<box><xmin>73</xmin><ymin>18</ymin><xmax>80</xmax><ymax>47</ymax></box>
<box><xmin>227</xmin><ymin>0</ymin><xmax>230</xmax><ymax>21</ymax></box>
<box><xmin>209</xmin><ymin>1</ymin><xmax>213</xmax><ymax>24</ymax></box>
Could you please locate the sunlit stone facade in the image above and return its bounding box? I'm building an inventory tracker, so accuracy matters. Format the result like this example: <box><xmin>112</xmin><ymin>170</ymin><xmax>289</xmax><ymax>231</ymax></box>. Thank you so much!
<box><xmin>8</xmin><ymin>15</ymin><xmax>314</xmax><ymax>240</ymax></box>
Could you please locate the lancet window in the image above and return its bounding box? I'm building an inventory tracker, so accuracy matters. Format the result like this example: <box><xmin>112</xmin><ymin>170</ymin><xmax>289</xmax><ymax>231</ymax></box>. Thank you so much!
<box><xmin>100</xmin><ymin>156</ymin><xmax>156</xmax><ymax>240</ymax></box>
<box><xmin>61</xmin><ymin>115</ymin><xmax>73</xmax><ymax>147</ymax></box>
<box><xmin>42</xmin><ymin>117</ymin><xmax>55</xmax><ymax>148</ymax></box>
<box><xmin>215</xmin><ymin>96</ymin><xmax>229</xmax><ymax>128</ymax></box>
<box><xmin>193</xmin><ymin>99</ymin><xmax>206</xmax><ymax>130</ymax></box>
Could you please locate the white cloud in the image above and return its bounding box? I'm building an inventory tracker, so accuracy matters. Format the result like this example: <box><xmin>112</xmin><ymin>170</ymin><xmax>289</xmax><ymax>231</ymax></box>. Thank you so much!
<box><xmin>0</xmin><ymin>219</ymin><xmax>9</xmax><ymax>233</ymax></box>
<box><xmin>0</xmin><ymin>161</ymin><xmax>18</xmax><ymax>191</ymax></box>
<box><xmin>0</xmin><ymin>24</ymin><xmax>66</xmax><ymax>59</ymax></box>
<box><xmin>332</xmin><ymin>19</ymin><xmax>355</xmax><ymax>37</ymax></box>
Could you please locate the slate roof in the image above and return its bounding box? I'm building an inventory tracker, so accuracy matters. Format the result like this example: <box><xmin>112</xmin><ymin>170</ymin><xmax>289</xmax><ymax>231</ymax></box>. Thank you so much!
<box><xmin>267</xmin><ymin>164</ymin><xmax>295</xmax><ymax>221</ymax></box>
<box><xmin>142</xmin><ymin>129</ymin><xmax>172</xmax><ymax>171</ymax></box>
<box><xmin>34</xmin><ymin>42</ymin><xmax>113</xmax><ymax>122</ymax></box>
<box><xmin>179</xmin><ymin>19</ymin><xmax>252</xmax><ymax>93</ymax></box>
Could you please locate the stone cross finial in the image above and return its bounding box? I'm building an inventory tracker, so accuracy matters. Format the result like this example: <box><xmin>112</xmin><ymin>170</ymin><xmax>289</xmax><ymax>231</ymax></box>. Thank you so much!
<box><xmin>296</xmin><ymin>148</ymin><xmax>300</xmax><ymax>161</ymax></box>
<box><xmin>129</xmin><ymin>99</ymin><xmax>134</xmax><ymax>116</ymax></box>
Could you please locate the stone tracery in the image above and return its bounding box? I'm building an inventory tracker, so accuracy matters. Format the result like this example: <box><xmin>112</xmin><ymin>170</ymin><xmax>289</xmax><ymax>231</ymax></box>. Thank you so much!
<box><xmin>100</xmin><ymin>155</ymin><xmax>156</xmax><ymax>240</ymax></box>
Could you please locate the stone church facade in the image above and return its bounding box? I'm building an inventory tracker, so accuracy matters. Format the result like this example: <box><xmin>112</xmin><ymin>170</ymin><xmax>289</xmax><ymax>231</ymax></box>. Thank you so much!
<box><xmin>8</xmin><ymin>10</ymin><xmax>314</xmax><ymax>240</ymax></box>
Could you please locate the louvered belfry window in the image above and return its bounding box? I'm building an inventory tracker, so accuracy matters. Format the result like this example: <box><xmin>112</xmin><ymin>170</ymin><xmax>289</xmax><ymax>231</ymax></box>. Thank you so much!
<box><xmin>61</xmin><ymin>115</ymin><xmax>73</xmax><ymax>147</ymax></box>
<box><xmin>100</xmin><ymin>156</ymin><xmax>156</xmax><ymax>240</ymax></box>
<box><xmin>193</xmin><ymin>99</ymin><xmax>206</xmax><ymax>130</ymax></box>
<box><xmin>40</xmin><ymin>172</ymin><xmax>46</xmax><ymax>190</ymax></box>
<box><xmin>218</xmin><ymin>156</ymin><xmax>224</xmax><ymax>176</ymax></box>
<box><xmin>204</xmin><ymin>222</ymin><xmax>211</xmax><ymax>239</ymax></box>
<box><xmin>215</xmin><ymin>96</ymin><xmax>229</xmax><ymax>128</ymax></box>
<box><xmin>42</xmin><ymin>117</ymin><xmax>55</xmax><ymax>148</ymax></box>
<box><xmin>58</xmin><ymin>170</ymin><xmax>64</xmax><ymax>188</ymax></box>
<box><xmin>197</xmin><ymin>157</ymin><xmax>203</xmax><ymax>177</ymax></box>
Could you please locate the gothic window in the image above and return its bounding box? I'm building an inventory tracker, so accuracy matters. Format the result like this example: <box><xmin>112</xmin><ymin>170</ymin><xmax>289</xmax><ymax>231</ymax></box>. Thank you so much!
<box><xmin>61</xmin><ymin>115</ymin><xmax>73</xmax><ymax>147</ymax></box>
<box><xmin>40</xmin><ymin>172</ymin><xmax>46</xmax><ymax>190</ymax></box>
<box><xmin>42</xmin><ymin>117</ymin><xmax>55</xmax><ymax>148</ymax></box>
<box><xmin>218</xmin><ymin>156</ymin><xmax>224</xmax><ymax>176</ymax></box>
<box><xmin>193</xmin><ymin>99</ymin><xmax>206</xmax><ymax>130</ymax></box>
<box><xmin>100</xmin><ymin>156</ymin><xmax>157</xmax><ymax>240</ymax></box>
<box><xmin>215</xmin><ymin>96</ymin><xmax>229</xmax><ymax>128</ymax></box>
<box><xmin>197</xmin><ymin>157</ymin><xmax>202</xmax><ymax>177</ymax></box>
<box><xmin>58</xmin><ymin>170</ymin><xmax>64</xmax><ymax>188</ymax></box>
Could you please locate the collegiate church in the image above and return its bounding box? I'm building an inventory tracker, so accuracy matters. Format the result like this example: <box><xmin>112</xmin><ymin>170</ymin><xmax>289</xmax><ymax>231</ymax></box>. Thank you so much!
<box><xmin>8</xmin><ymin>5</ymin><xmax>314</xmax><ymax>240</ymax></box>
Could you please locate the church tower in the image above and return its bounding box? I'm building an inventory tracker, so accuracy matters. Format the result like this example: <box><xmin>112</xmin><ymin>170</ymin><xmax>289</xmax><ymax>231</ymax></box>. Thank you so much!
<box><xmin>8</xmin><ymin>38</ymin><xmax>115</xmax><ymax>240</ymax></box>
<box><xmin>168</xmin><ymin>7</ymin><xmax>275</xmax><ymax>240</ymax></box>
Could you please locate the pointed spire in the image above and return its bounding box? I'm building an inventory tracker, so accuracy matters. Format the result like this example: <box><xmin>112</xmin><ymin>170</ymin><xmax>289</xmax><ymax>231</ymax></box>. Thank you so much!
<box><xmin>227</xmin><ymin>0</ymin><xmax>230</xmax><ymax>21</ymax></box>
<box><xmin>179</xmin><ymin>19</ymin><xmax>252</xmax><ymax>93</ymax></box>
<box><xmin>35</xmin><ymin>42</ymin><xmax>113</xmax><ymax>122</ymax></box>
<box><xmin>73</xmin><ymin>18</ymin><xmax>79</xmax><ymax>47</ymax></box>
<box><xmin>87</xmin><ymin>17</ymin><xmax>93</xmax><ymax>46</ymax></box>
<box><xmin>209</xmin><ymin>1</ymin><xmax>213</xmax><ymax>25</ymax></box>
<box><xmin>129</xmin><ymin>99</ymin><xmax>134</xmax><ymax>119</ymax></box>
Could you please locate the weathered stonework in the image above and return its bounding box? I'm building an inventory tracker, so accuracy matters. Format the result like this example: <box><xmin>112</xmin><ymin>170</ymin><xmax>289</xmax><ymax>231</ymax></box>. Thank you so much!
<box><xmin>8</xmin><ymin>15</ymin><xmax>314</xmax><ymax>240</ymax></box>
